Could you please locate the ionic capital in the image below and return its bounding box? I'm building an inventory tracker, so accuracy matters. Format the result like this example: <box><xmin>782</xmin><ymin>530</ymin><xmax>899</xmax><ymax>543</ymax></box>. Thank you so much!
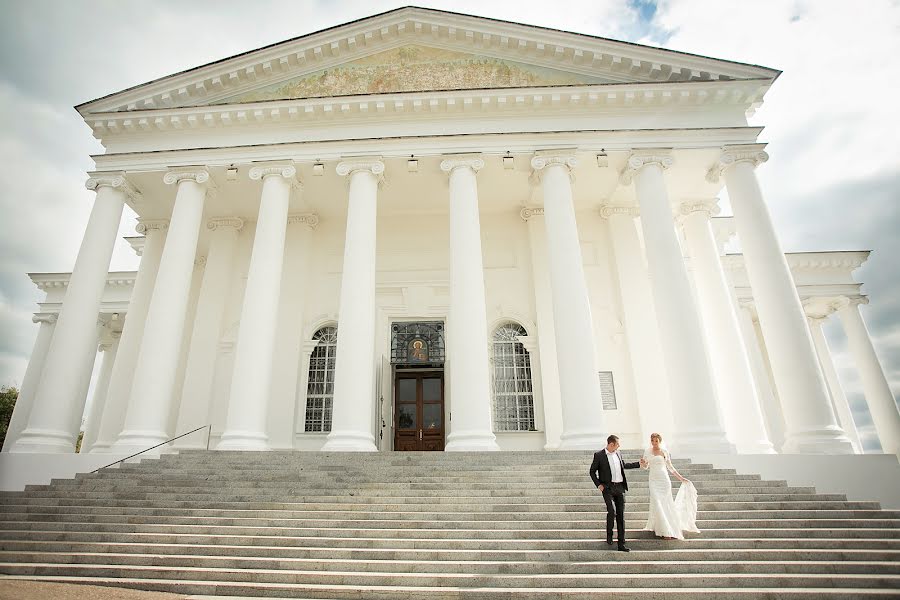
<box><xmin>249</xmin><ymin>163</ymin><xmax>298</xmax><ymax>182</ymax></box>
<box><xmin>206</xmin><ymin>217</ymin><xmax>244</xmax><ymax>232</ymax></box>
<box><xmin>32</xmin><ymin>313</ymin><xmax>58</xmax><ymax>325</ymax></box>
<box><xmin>135</xmin><ymin>219</ymin><xmax>169</xmax><ymax>235</ymax></box>
<box><xmin>678</xmin><ymin>198</ymin><xmax>721</xmax><ymax>218</ymax></box>
<box><xmin>619</xmin><ymin>151</ymin><xmax>673</xmax><ymax>185</ymax></box>
<box><xmin>288</xmin><ymin>213</ymin><xmax>320</xmax><ymax>230</ymax></box>
<box><xmin>194</xmin><ymin>255</ymin><xmax>207</xmax><ymax>269</ymax></box>
<box><xmin>599</xmin><ymin>204</ymin><xmax>640</xmax><ymax>219</ymax></box>
<box><xmin>440</xmin><ymin>155</ymin><xmax>484</xmax><ymax>175</ymax></box>
<box><xmin>336</xmin><ymin>159</ymin><xmax>385</xmax><ymax>179</ymax></box>
<box><xmin>85</xmin><ymin>171</ymin><xmax>142</xmax><ymax>202</ymax></box>
<box><xmin>163</xmin><ymin>167</ymin><xmax>212</xmax><ymax>186</ymax></box>
<box><xmin>706</xmin><ymin>144</ymin><xmax>769</xmax><ymax>183</ymax></box>
<box><xmin>803</xmin><ymin>298</ymin><xmax>838</xmax><ymax>321</ymax></box>
<box><xmin>520</xmin><ymin>206</ymin><xmax>544</xmax><ymax>221</ymax></box>
<box><xmin>530</xmin><ymin>153</ymin><xmax>577</xmax><ymax>173</ymax></box>
<box><xmin>831</xmin><ymin>295</ymin><xmax>868</xmax><ymax>312</ymax></box>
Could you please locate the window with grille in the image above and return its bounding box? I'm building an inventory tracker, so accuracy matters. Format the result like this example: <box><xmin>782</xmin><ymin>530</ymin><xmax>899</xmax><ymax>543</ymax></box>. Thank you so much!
<box><xmin>305</xmin><ymin>326</ymin><xmax>338</xmax><ymax>432</ymax></box>
<box><xmin>491</xmin><ymin>322</ymin><xmax>536</xmax><ymax>432</ymax></box>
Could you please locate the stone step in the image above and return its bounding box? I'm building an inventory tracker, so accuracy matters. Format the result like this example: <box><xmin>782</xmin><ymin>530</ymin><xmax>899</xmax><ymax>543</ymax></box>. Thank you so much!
<box><xmin>4</xmin><ymin>551</ymin><xmax>899</xmax><ymax>575</ymax></box>
<box><xmin>6</xmin><ymin>576</ymin><xmax>898</xmax><ymax>599</ymax></box>
<box><xmin>3</xmin><ymin>530</ymin><xmax>899</xmax><ymax>549</ymax></box>
<box><xmin>4</xmin><ymin>540</ymin><xmax>898</xmax><ymax>562</ymax></box>
<box><xmin>3</xmin><ymin>563</ymin><xmax>898</xmax><ymax>589</ymax></box>
<box><xmin>1</xmin><ymin>513</ymin><xmax>895</xmax><ymax>530</ymax></box>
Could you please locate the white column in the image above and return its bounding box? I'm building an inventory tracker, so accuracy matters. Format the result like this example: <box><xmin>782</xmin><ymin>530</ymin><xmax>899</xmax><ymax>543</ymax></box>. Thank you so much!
<box><xmin>679</xmin><ymin>199</ymin><xmax>774</xmax><ymax>453</ymax></box>
<box><xmin>90</xmin><ymin>220</ymin><xmax>168</xmax><ymax>453</ymax></box>
<box><xmin>602</xmin><ymin>204</ymin><xmax>675</xmax><ymax>442</ymax></box>
<box><xmin>322</xmin><ymin>160</ymin><xmax>384</xmax><ymax>452</ymax></box>
<box><xmin>621</xmin><ymin>152</ymin><xmax>733</xmax><ymax>454</ymax></box>
<box><xmin>11</xmin><ymin>173</ymin><xmax>134</xmax><ymax>453</ymax></box>
<box><xmin>835</xmin><ymin>297</ymin><xmax>900</xmax><ymax>456</ymax></box>
<box><xmin>737</xmin><ymin>301</ymin><xmax>787</xmax><ymax>449</ymax></box>
<box><xmin>82</xmin><ymin>333</ymin><xmax>120</xmax><ymax>452</ymax></box>
<box><xmin>2</xmin><ymin>314</ymin><xmax>57</xmax><ymax>452</ymax></box>
<box><xmin>71</xmin><ymin>322</ymin><xmax>102</xmax><ymax>441</ymax></box>
<box><xmin>521</xmin><ymin>208</ymin><xmax>563</xmax><ymax>449</ymax></box>
<box><xmin>173</xmin><ymin>217</ymin><xmax>243</xmax><ymax>450</ymax></box>
<box><xmin>710</xmin><ymin>145</ymin><xmax>852</xmax><ymax>453</ymax></box>
<box><xmin>113</xmin><ymin>168</ymin><xmax>211</xmax><ymax>453</ymax></box>
<box><xmin>440</xmin><ymin>156</ymin><xmax>499</xmax><ymax>451</ymax></box>
<box><xmin>530</xmin><ymin>154</ymin><xmax>606</xmax><ymax>449</ymax></box>
<box><xmin>804</xmin><ymin>307</ymin><xmax>862</xmax><ymax>453</ymax></box>
<box><xmin>218</xmin><ymin>164</ymin><xmax>296</xmax><ymax>451</ymax></box>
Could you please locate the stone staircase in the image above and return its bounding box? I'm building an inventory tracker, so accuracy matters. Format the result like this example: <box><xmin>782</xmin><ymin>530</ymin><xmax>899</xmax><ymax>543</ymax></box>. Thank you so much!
<box><xmin>0</xmin><ymin>450</ymin><xmax>898</xmax><ymax>598</ymax></box>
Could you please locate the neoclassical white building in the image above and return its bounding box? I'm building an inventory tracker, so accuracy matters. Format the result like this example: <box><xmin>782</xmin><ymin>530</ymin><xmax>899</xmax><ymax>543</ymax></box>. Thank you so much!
<box><xmin>4</xmin><ymin>7</ymin><xmax>898</xmax><ymax>459</ymax></box>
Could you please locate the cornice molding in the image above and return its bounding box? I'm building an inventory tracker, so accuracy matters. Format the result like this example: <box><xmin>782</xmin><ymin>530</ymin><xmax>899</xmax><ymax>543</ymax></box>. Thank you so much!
<box><xmin>207</xmin><ymin>217</ymin><xmax>244</xmax><ymax>232</ymax></box>
<box><xmin>706</xmin><ymin>143</ymin><xmax>768</xmax><ymax>183</ymax></box>
<box><xmin>31</xmin><ymin>273</ymin><xmax>137</xmax><ymax>291</ymax></box>
<box><xmin>85</xmin><ymin>172</ymin><xmax>142</xmax><ymax>202</ymax></box>
<box><xmin>287</xmin><ymin>213</ymin><xmax>320</xmax><ymax>229</ymax></box>
<box><xmin>619</xmin><ymin>150</ymin><xmax>673</xmax><ymax>184</ymax></box>
<box><xmin>439</xmin><ymin>155</ymin><xmax>484</xmax><ymax>174</ymax></box>
<box><xmin>135</xmin><ymin>219</ymin><xmax>169</xmax><ymax>235</ymax></box>
<box><xmin>722</xmin><ymin>251</ymin><xmax>869</xmax><ymax>274</ymax></box>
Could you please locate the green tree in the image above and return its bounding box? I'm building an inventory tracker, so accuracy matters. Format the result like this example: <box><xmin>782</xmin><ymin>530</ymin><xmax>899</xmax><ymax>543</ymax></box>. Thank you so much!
<box><xmin>0</xmin><ymin>386</ymin><xmax>18</xmax><ymax>449</ymax></box>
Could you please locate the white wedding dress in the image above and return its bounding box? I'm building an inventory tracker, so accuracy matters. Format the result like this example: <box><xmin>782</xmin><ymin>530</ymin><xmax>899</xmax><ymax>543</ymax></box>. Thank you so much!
<box><xmin>642</xmin><ymin>450</ymin><xmax>700</xmax><ymax>539</ymax></box>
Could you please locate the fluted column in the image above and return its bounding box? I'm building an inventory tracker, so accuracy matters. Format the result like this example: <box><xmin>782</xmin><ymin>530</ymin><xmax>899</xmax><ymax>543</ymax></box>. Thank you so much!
<box><xmin>322</xmin><ymin>160</ymin><xmax>384</xmax><ymax>452</ymax></box>
<box><xmin>679</xmin><ymin>198</ymin><xmax>774</xmax><ymax>453</ymax></box>
<box><xmin>530</xmin><ymin>153</ymin><xmax>606</xmax><ymax>449</ymax></box>
<box><xmin>602</xmin><ymin>204</ymin><xmax>675</xmax><ymax>442</ymax></box>
<box><xmin>521</xmin><ymin>207</ymin><xmax>563</xmax><ymax>449</ymax></box>
<box><xmin>11</xmin><ymin>173</ymin><xmax>135</xmax><ymax>453</ymax></box>
<box><xmin>82</xmin><ymin>333</ymin><xmax>120</xmax><ymax>452</ymax></box>
<box><xmin>2</xmin><ymin>314</ymin><xmax>57</xmax><ymax>452</ymax></box>
<box><xmin>218</xmin><ymin>164</ymin><xmax>296</xmax><ymax>451</ymax></box>
<box><xmin>90</xmin><ymin>220</ymin><xmax>168</xmax><ymax>453</ymax></box>
<box><xmin>835</xmin><ymin>297</ymin><xmax>900</xmax><ymax>456</ymax></box>
<box><xmin>803</xmin><ymin>304</ymin><xmax>862</xmax><ymax>453</ymax></box>
<box><xmin>440</xmin><ymin>156</ymin><xmax>499</xmax><ymax>451</ymax></box>
<box><xmin>621</xmin><ymin>152</ymin><xmax>733</xmax><ymax>454</ymax></box>
<box><xmin>113</xmin><ymin>168</ymin><xmax>212</xmax><ymax>453</ymax></box>
<box><xmin>709</xmin><ymin>145</ymin><xmax>852</xmax><ymax>453</ymax></box>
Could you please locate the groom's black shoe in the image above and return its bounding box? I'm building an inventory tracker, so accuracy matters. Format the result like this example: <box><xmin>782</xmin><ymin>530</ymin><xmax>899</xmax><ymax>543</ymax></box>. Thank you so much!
<box><xmin>606</xmin><ymin>536</ymin><xmax>613</xmax><ymax>545</ymax></box>
<box><xmin>617</xmin><ymin>545</ymin><xmax>631</xmax><ymax>552</ymax></box>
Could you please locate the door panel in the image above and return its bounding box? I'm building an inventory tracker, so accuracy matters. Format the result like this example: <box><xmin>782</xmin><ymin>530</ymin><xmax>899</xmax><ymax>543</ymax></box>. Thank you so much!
<box><xmin>394</xmin><ymin>372</ymin><xmax>444</xmax><ymax>451</ymax></box>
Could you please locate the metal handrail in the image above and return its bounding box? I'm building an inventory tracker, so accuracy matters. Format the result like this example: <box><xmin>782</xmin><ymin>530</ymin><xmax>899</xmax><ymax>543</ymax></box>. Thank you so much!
<box><xmin>90</xmin><ymin>424</ymin><xmax>212</xmax><ymax>473</ymax></box>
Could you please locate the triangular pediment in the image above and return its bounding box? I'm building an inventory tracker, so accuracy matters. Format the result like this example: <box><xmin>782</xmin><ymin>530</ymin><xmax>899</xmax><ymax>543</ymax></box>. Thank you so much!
<box><xmin>77</xmin><ymin>6</ymin><xmax>779</xmax><ymax>115</ymax></box>
<box><xmin>216</xmin><ymin>44</ymin><xmax>613</xmax><ymax>103</ymax></box>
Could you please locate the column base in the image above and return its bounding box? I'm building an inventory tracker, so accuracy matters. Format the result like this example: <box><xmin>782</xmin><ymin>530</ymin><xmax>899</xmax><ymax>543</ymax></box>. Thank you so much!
<box><xmin>671</xmin><ymin>430</ymin><xmax>736</xmax><ymax>455</ymax></box>
<box><xmin>88</xmin><ymin>441</ymin><xmax>112</xmax><ymax>454</ymax></box>
<box><xmin>321</xmin><ymin>430</ymin><xmax>378</xmax><ymax>452</ymax></box>
<box><xmin>734</xmin><ymin>439</ymin><xmax>778</xmax><ymax>454</ymax></box>
<box><xmin>215</xmin><ymin>430</ymin><xmax>271</xmax><ymax>452</ymax></box>
<box><xmin>445</xmin><ymin>430</ymin><xmax>500</xmax><ymax>452</ymax></box>
<box><xmin>110</xmin><ymin>429</ymin><xmax>172</xmax><ymax>456</ymax></box>
<box><xmin>559</xmin><ymin>430</ymin><xmax>608</xmax><ymax>451</ymax></box>
<box><xmin>8</xmin><ymin>428</ymin><xmax>75</xmax><ymax>454</ymax></box>
<box><xmin>782</xmin><ymin>428</ymin><xmax>855</xmax><ymax>454</ymax></box>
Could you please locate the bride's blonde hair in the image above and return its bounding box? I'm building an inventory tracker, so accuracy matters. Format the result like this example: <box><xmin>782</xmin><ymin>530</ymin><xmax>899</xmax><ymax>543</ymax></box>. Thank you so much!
<box><xmin>650</xmin><ymin>433</ymin><xmax>663</xmax><ymax>443</ymax></box>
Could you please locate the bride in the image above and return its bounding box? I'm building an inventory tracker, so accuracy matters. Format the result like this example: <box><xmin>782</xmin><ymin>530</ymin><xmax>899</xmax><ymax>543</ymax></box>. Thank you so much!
<box><xmin>640</xmin><ymin>433</ymin><xmax>700</xmax><ymax>540</ymax></box>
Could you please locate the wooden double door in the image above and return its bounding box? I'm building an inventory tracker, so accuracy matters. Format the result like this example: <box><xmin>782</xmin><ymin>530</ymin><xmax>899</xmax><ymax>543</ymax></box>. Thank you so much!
<box><xmin>394</xmin><ymin>371</ymin><xmax>445</xmax><ymax>451</ymax></box>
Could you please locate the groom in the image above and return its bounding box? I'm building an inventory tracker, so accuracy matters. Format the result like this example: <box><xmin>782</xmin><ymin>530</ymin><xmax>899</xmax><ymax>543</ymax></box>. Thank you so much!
<box><xmin>589</xmin><ymin>434</ymin><xmax>642</xmax><ymax>552</ymax></box>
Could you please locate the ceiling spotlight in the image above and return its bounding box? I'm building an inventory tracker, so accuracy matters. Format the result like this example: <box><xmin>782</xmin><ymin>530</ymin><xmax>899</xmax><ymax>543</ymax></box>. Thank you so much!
<box><xmin>596</xmin><ymin>150</ymin><xmax>608</xmax><ymax>168</ymax></box>
<box><xmin>312</xmin><ymin>162</ymin><xmax>325</xmax><ymax>176</ymax></box>
<box><xmin>225</xmin><ymin>166</ymin><xmax>238</xmax><ymax>181</ymax></box>
<box><xmin>407</xmin><ymin>157</ymin><xmax>418</xmax><ymax>172</ymax></box>
<box><xmin>502</xmin><ymin>153</ymin><xmax>514</xmax><ymax>170</ymax></box>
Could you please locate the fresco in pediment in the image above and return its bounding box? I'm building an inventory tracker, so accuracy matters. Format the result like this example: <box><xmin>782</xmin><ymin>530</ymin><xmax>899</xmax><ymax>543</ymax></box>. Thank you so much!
<box><xmin>218</xmin><ymin>45</ymin><xmax>608</xmax><ymax>103</ymax></box>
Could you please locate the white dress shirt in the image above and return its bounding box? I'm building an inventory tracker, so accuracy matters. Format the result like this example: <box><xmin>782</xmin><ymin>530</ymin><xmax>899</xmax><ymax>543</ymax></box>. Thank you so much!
<box><xmin>606</xmin><ymin>449</ymin><xmax>623</xmax><ymax>483</ymax></box>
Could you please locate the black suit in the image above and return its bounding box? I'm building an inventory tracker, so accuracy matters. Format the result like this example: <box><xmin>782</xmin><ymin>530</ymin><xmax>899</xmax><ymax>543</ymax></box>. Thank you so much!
<box><xmin>589</xmin><ymin>450</ymin><xmax>641</xmax><ymax>547</ymax></box>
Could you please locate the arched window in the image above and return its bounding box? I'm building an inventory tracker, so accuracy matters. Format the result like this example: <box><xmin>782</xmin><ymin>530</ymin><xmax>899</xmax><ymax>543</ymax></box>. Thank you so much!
<box><xmin>305</xmin><ymin>326</ymin><xmax>338</xmax><ymax>432</ymax></box>
<box><xmin>491</xmin><ymin>322</ymin><xmax>536</xmax><ymax>432</ymax></box>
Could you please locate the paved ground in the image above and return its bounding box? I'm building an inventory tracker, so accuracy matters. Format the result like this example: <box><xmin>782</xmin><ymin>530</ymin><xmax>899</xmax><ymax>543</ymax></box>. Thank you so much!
<box><xmin>0</xmin><ymin>579</ymin><xmax>190</xmax><ymax>600</ymax></box>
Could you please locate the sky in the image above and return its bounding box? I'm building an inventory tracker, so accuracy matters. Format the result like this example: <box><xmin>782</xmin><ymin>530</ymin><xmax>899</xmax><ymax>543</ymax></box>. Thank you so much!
<box><xmin>0</xmin><ymin>0</ymin><xmax>897</xmax><ymax>451</ymax></box>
